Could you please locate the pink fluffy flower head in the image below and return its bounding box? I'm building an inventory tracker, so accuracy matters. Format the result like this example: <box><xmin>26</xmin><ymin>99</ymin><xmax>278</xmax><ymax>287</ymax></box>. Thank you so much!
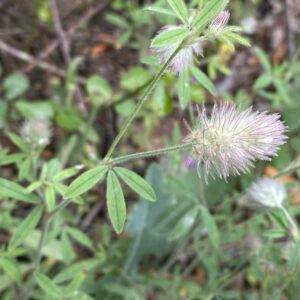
<box><xmin>152</xmin><ymin>25</ymin><xmax>202</xmax><ymax>73</ymax></box>
<box><xmin>209</xmin><ymin>10</ymin><xmax>230</xmax><ymax>36</ymax></box>
<box><xmin>185</xmin><ymin>104</ymin><xmax>287</xmax><ymax>182</ymax></box>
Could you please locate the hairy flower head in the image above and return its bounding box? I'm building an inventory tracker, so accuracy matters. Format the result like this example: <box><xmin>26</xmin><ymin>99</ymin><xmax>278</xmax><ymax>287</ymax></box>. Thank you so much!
<box><xmin>246</xmin><ymin>178</ymin><xmax>286</xmax><ymax>208</ymax></box>
<box><xmin>209</xmin><ymin>10</ymin><xmax>230</xmax><ymax>36</ymax></box>
<box><xmin>21</xmin><ymin>119</ymin><xmax>52</xmax><ymax>149</ymax></box>
<box><xmin>185</xmin><ymin>104</ymin><xmax>287</xmax><ymax>181</ymax></box>
<box><xmin>152</xmin><ymin>25</ymin><xmax>202</xmax><ymax>73</ymax></box>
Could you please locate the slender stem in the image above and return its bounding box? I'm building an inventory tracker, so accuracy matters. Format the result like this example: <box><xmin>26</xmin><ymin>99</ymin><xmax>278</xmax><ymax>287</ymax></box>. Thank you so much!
<box><xmin>22</xmin><ymin>199</ymin><xmax>72</xmax><ymax>300</ymax></box>
<box><xmin>273</xmin><ymin>163</ymin><xmax>300</xmax><ymax>179</ymax></box>
<box><xmin>108</xmin><ymin>142</ymin><xmax>193</xmax><ymax>166</ymax></box>
<box><xmin>50</xmin><ymin>199</ymin><xmax>72</xmax><ymax>217</ymax></box>
<box><xmin>104</xmin><ymin>42</ymin><xmax>184</xmax><ymax>161</ymax></box>
<box><xmin>23</xmin><ymin>211</ymin><xmax>51</xmax><ymax>300</ymax></box>
<box><xmin>280</xmin><ymin>205</ymin><xmax>300</xmax><ymax>241</ymax></box>
<box><xmin>34</xmin><ymin>218</ymin><xmax>51</xmax><ymax>271</ymax></box>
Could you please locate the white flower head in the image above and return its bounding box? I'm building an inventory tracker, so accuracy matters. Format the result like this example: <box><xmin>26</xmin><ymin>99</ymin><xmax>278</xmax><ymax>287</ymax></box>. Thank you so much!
<box><xmin>185</xmin><ymin>103</ymin><xmax>287</xmax><ymax>182</ymax></box>
<box><xmin>21</xmin><ymin>119</ymin><xmax>52</xmax><ymax>149</ymax></box>
<box><xmin>152</xmin><ymin>25</ymin><xmax>203</xmax><ymax>73</ymax></box>
<box><xmin>247</xmin><ymin>178</ymin><xmax>286</xmax><ymax>208</ymax></box>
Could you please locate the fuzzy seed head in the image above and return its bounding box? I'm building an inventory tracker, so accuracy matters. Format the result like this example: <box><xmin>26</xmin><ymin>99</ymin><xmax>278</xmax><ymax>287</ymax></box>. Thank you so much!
<box><xmin>21</xmin><ymin>119</ymin><xmax>52</xmax><ymax>149</ymax></box>
<box><xmin>152</xmin><ymin>26</ymin><xmax>202</xmax><ymax>73</ymax></box>
<box><xmin>185</xmin><ymin>104</ymin><xmax>287</xmax><ymax>181</ymax></box>
<box><xmin>247</xmin><ymin>178</ymin><xmax>286</xmax><ymax>208</ymax></box>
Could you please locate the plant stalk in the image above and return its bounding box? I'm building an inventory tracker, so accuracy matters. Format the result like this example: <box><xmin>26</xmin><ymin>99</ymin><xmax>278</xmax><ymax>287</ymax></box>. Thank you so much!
<box><xmin>22</xmin><ymin>211</ymin><xmax>51</xmax><ymax>300</ymax></box>
<box><xmin>22</xmin><ymin>198</ymin><xmax>72</xmax><ymax>300</ymax></box>
<box><xmin>108</xmin><ymin>142</ymin><xmax>193</xmax><ymax>166</ymax></box>
<box><xmin>104</xmin><ymin>42</ymin><xmax>184</xmax><ymax>161</ymax></box>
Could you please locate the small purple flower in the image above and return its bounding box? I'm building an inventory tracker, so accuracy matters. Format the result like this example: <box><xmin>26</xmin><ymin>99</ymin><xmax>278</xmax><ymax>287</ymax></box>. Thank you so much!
<box><xmin>185</xmin><ymin>103</ymin><xmax>287</xmax><ymax>182</ymax></box>
<box><xmin>210</xmin><ymin>10</ymin><xmax>230</xmax><ymax>36</ymax></box>
<box><xmin>152</xmin><ymin>26</ymin><xmax>202</xmax><ymax>73</ymax></box>
<box><xmin>183</xmin><ymin>157</ymin><xmax>197</xmax><ymax>168</ymax></box>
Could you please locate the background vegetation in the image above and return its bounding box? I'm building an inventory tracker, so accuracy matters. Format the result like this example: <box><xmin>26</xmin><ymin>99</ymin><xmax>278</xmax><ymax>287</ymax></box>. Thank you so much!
<box><xmin>0</xmin><ymin>0</ymin><xmax>300</xmax><ymax>299</ymax></box>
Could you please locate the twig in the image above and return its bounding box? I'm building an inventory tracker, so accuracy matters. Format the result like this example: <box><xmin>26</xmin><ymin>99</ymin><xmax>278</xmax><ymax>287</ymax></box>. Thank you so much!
<box><xmin>80</xmin><ymin>201</ymin><xmax>103</xmax><ymax>230</ymax></box>
<box><xmin>23</xmin><ymin>0</ymin><xmax>110</xmax><ymax>73</ymax></box>
<box><xmin>49</xmin><ymin>0</ymin><xmax>71</xmax><ymax>64</ymax></box>
<box><xmin>0</xmin><ymin>40</ymin><xmax>85</xmax><ymax>83</ymax></box>
<box><xmin>49</xmin><ymin>0</ymin><xmax>86</xmax><ymax>113</ymax></box>
<box><xmin>285</xmin><ymin>0</ymin><xmax>296</xmax><ymax>61</ymax></box>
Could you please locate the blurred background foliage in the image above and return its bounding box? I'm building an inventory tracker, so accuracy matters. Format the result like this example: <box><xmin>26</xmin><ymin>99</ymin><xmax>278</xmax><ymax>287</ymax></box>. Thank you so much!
<box><xmin>0</xmin><ymin>0</ymin><xmax>300</xmax><ymax>299</ymax></box>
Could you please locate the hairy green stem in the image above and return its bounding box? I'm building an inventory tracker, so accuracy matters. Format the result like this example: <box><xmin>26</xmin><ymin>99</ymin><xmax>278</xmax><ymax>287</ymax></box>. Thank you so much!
<box><xmin>273</xmin><ymin>161</ymin><xmax>300</xmax><ymax>179</ymax></box>
<box><xmin>104</xmin><ymin>42</ymin><xmax>184</xmax><ymax>161</ymax></box>
<box><xmin>108</xmin><ymin>142</ymin><xmax>193</xmax><ymax>166</ymax></box>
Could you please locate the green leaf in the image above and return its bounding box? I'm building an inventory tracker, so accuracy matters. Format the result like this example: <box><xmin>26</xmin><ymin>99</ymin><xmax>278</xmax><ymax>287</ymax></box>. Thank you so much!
<box><xmin>15</xmin><ymin>100</ymin><xmax>54</xmax><ymax>120</ymax></box>
<box><xmin>267</xmin><ymin>210</ymin><xmax>288</xmax><ymax>230</ymax></box>
<box><xmin>219</xmin><ymin>35</ymin><xmax>235</xmax><ymax>51</ymax></box>
<box><xmin>191</xmin><ymin>66</ymin><xmax>217</xmax><ymax>95</ymax></box>
<box><xmin>167</xmin><ymin>0</ymin><xmax>189</xmax><ymax>25</ymax></box>
<box><xmin>64</xmin><ymin>165</ymin><xmax>108</xmax><ymax>199</ymax></box>
<box><xmin>54</xmin><ymin>259</ymin><xmax>99</xmax><ymax>283</ymax></box>
<box><xmin>143</xmin><ymin>6</ymin><xmax>176</xmax><ymax>17</ymax></box>
<box><xmin>169</xmin><ymin>208</ymin><xmax>198</xmax><ymax>240</ymax></box>
<box><xmin>66</xmin><ymin>57</ymin><xmax>83</xmax><ymax>95</ymax></box>
<box><xmin>63</xmin><ymin>272</ymin><xmax>85</xmax><ymax>297</ymax></box>
<box><xmin>192</xmin><ymin>0</ymin><xmax>229</xmax><ymax>32</ymax></box>
<box><xmin>106</xmin><ymin>171</ymin><xmax>127</xmax><ymax>234</ymax></box>
<box><xmin>54</xmin><ymin>183</ymin><xmax>84</xmax><ymax>205</ymax></box>
<box><xmin>288</xmin><ymin>242</ymin><xmax>300</xmax><ymax>273</ymax></box>
<box><xmin>56</xmin><ymin>107</ymin><xmax>84</xmax><ymax>131</ymax></box>
<box><xmin>0</xmin><ymin>178</ymin><xmax>39</xmax><ymax>203</ymax></box>
<box><xmin>66</xmin><ymin>227</ymin><xmax>93</xmax><ymax>249</ymax></box>
<box><xmin>255</xmin><ymin>47</ymin><xmax>272</xmax><ymax>74</ymax></box>
<box><xmin>4</xmin><ymin>73</ymin><xmax>29</xmax><ymax>100</ymax></box>
<box><xmin>224</xmin><ymin>32</ymin><xmax>250</xmax><ymax>47</ymax></box>
<box><xmin>45</xmin><ymin>185</ymin><xmax>56</xmax><ymax>212</ymax></box>
<box><xmin>115</xmin><ymin>167</ymin><xmax>156</xmax><ymax>202</ymax></box>
<box><xmin>18</xmin><ymin>157</ymin><xmax>32</xmax><ymax>181</ymax></box>
<box><xmin>200</xmin><ymin>206</ymin><xmax>219</xmax><ymax>247</ymax></box>
<box><xmin>151</xmin><ymin>27</ymin><xmax>189</xmax><ymax>48</ymax></box>
<box><xmin>86</xmin><ymin>75</ymin><xmax>112</xmax><ymax>102</ymax></box>
<box><xmin>273</xmin><ymin>79</ymin><xmax>292</xmax><ymax>104</ymax></box>
<box><xmin>105</xmin><ymin>13</ymin><xmax>129</xmax><ymax>29</ymax></box>
<box><xmin>120</xmin><ymin>67</ymin><xmax>151</xmax><ymax>92</ymax></box>
<box><xmin>46</xmin><ymin>159</ymin><xmax>62</xmax><ymax>178</ymax></box>
<box><xmin>53</xmin><ymin>165</ymin><xmax>84</xmax><ymax>182</ymax></box>
<box><xmin>0</xmin><ymin>100</ymin><xmax>7</xmax><ymax>128</ymax></box>
<box><xmin>26</xmin><ymin>181</ymin><xmax>43</xmax><ymax>193</ymax></box>
<box><xmin>263</xmin><ymin>228</ymin><xmax>287</xmax><ymax>239</ymax></box>
<box><xmin>141</xmin><ymin>55</ymin><xmax>159</xmax><ymax>66</ymax></box>
<box><xmin>178</xmin><ymin>69</ymin><xmax>190</xmax><ymax>109</ymax></box>
<box><xmin>0</xmin><ymin>258</ymin><xmax>21</xmax><ymax>283</ymax></box>
<box><xmin>61</xmin><ymin>231</ymin><xmax>75</xmax><ymax>264</ymax></box>
<box><xmin>9</xmin><ymin>206</ymin><xmax>43</xmax><ymax>250</ymax></box>
<box><xmin>8</xmin><ymin>132</ymin><xmax>30</xmax><ymax>153</ymax></box>
<box><xmin>254</xmin><ymin>74</ymin><xmax>272</xmax><ymax>90</ymax></box>
<box><xmin>35</xmin><ymin>272</ymin><xmax>62</xmax><ymax>298</ymax></box>
<box><xmin>0</xmin><ymin>153</ymin><xmax>25</xmax><ymax>166</ymax></box>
